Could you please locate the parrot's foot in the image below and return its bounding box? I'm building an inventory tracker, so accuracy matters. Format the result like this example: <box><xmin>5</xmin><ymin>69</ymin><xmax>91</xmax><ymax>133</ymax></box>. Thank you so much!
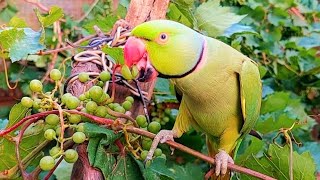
<box><xmin>214</xmin><ymin>149</ymin><xmax>234</xmax><ymax>176</ymax></box>
<box><xmin>145</xmin><ymin>130</ymin><xmax>176</xmax><ymax>162</ymax></box>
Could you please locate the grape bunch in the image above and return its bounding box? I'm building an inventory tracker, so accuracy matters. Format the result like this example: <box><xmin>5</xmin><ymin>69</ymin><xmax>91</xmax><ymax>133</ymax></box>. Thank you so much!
<box><xmin>19</xmin><ymin>67</ymin><xmax>168</xmax><ymax>171</ymax></box>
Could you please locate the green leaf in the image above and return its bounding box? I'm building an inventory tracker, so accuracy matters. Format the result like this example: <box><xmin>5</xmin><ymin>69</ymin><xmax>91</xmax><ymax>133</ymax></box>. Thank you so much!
<box><xmin>0</xmin><ymin>28</ymin><xmax>45</xmax><ymax>62</ymax></box>
<box><xmin>296</xmin><ymin>142</ymin><xmax>320</xmax><ymax>171</ymax></box>
<box><xmin>7</xmin><ymin>103</ymin><xmax>29</xmax><ymax>133</ymax></box>
<box><xmin>35</xmin><ymin>6</ymin><xmax>64</xmax><ymax>27</ymax></box>
<box><xmin>167</xmin><ymin>3</ymin><xmax>193</xmax><ymax>27</ymax></box>
<box><xmin>0</xmin><ymin>4</ymin><xmax>18</xmax><ymax>22</ymax></box>
<box><xmin>109</xmin><ymin>156</ymin><xmax>143</xmax><ymax>180</ymax></box>
<box><xmin>101</xmin><ymin>46</ymin><xmax>125</xmax><ymax>65</ymax></box>
<box><xmin>267</xmin><ymin>8</ymin><xmax>291</xmax><ymax>27</ymax></box>
<box><xmin>269</xmin><ymin>0</ymin><xmax>295</xmax><ymax>9</ymax></box>
<box><xmin>83</xmin><ymin>16</ymin><xmax>117</xmax><ymax>34</ymax></box>
<box><xmin>222</xmin><ymin>24</ymin><xmax>258</xmax><ymax>37</ymax></box>
<box><xmin>53</xmin><ymin>160</ymin><xmax>74</xmax><ymax>180</ymax></box>
<box><xmin>8</xmin><ymin>16</ymin><xmax>27</xmax><ymax>28</ymax></box>
<box><xmin>194</xmin><ymin>0</ymin><xmax>246</xmax><ymax>37</ymax></box>
<box><xmin>239</xmin><ymin>144</ymin><xmax>316</xmax><ymax>180</ymax></box>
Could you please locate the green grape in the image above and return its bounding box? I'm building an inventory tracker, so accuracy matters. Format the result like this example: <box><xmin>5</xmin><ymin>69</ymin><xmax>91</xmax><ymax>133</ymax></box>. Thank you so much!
<box><xmin>95</xmin><ymin>92</ymin><xmax>109</xmax><ymax>103</ymax></box>
<box><xmin>159</xmin><ymin>154</ymin><xmax>166</xmax><ymax>160</ymax></box>
<box><xmin>156</xmin><ymin>103</ymin><xmax>163</xmax><ymax>109</ymax></box>
<box><xmin>72</xmin><ymin>132</ymin><xmax>86</xmax><ymax>144</ymax></box>
<box><xmin>89</xmin><ymin>86</ymin><xmax>103</xmax><ymax>101</ymax></box>
<box><xmin>68</xmin><ymin>114</ymin><xmax>82</xmax><ymax>124</ymax></box>
<box><xmin>66</xmin><ymin>96</ymin><xmax>80</xmax><ymax>109</ymax></box>
<box><xmin>142</xmin><ymin>139</ymin><xmax>152</xmax><ymax>150</ymax></box>
<box><xmin>84</xmin><ymin>91</ymin><xmax>90</xmax><ymax>99</ymax></box>
<box><xmin>99</xmin><ymin>71</ymin><xmax>111</xmax><ymax>82</ymax></box>
<box><xmin>163</xmin><ymin>116</ymin><xmax>170</xmax><ymax>123</ymax></box>
<box><xmin>44</xmin><ymin>129</ymin><xmax>56</xmax><ymax>140</ymax></box>
<box><xmin>140</xmin><ymin>150</ymin><xmax>148</xmax><ymax>161</ymax></box>
<box><xmin>79</xmin><ymin>94</ymin><xmax>86</xmax><ymax>101</ymax></box>
<box><xmin>164</xmin><ymin>108</ymin><xmax>171</xmax><ymax>115</ymax></box>
<box><xmin>55</xmin><ymin>126</ymin><xmax>61</xmax><ymax>136</ymax></box>
<box><xmin>80</xmin><ymin>108</ymin><xmax>90</xmax><ymax>122</ymax></box>
<box><xmin>148</xmin><ymin>122</ymin><xmax>161</xmax><ymax>134</ymax></box>
<box><xmin>64</xmin><ymin>149</ymin><xmax>79</xmax><ymax>163</ymax></box>
<box><xmin>125</xmin><ymin>96</ymin><xmax>134</xmax><ymax>104</ymax></box>
<box><xmin>154</xmin><ymin>148</ymin><xmax>162</xmax><ymax>157</ymax></box>
<box><xmin>114</xmin><ymin>106</ymin><xmax>125</xmax><ymax>113</ymax></box>
<box><xmin>39</xmin><ymin>156</ymin><xmax>55</xmax><ymax>171</ymax></box>
<box><xmin>97</xmin><ymin>81</ymin><xmax>104</xmax><ymax>87</ymax></box>
<box><xmin>121</xmin><ymin>64</ymin><xmax>133</xmax><ymax>80</ymax></box>
<box><xmin>45</xmin><ymin>114</ymin><xmax>60</xmax><ymax>125</ymax></box>
<box><xmin>61</xmin><ymin>93</ymin><xmax>72</xmax><ymax>104</ymax></box>
<box><xmin>122</xmin><ymin>100</ymin><xmax>132</xmax><ymax>110</ymax></box>
<box><xmin>136</xmin><ymin>115</ymin><xmax>147</xmax><ymax>127</ymax></box>
<box><xmin>50</xmin><ymin>69</ymin><xmax>62</xmax><ymax>81</ymax></box>
<box><xmin>105</xmin><ymin>114</ymin><xmax>116</xmax><ymax>119</ymax></box>
<box><xmin>86</xmin><ymin>101</ymin><xmax>98</xmax><ymax>112</ymax></box>
<box><xmin>21</xmin><ymin>97</ymin><xmax>33</xmax><ymax>108</ymax></box>
<box><xmin>78</xmin><ymin>72</ymin><xmax>89</xmax><ymax>83</ymax></box>
<box><xmin>151</xmin><ymin>112</ymin><xmax>157</xmax><ymax>117</ymax></box>
<box><xmin>76</xmin><ymin>123</ymin><xmax>85</xmax><ymax>132</ymax></box>
<box><xmin>29</xmin><ymin>79</ymin><xmax>43</xmax><ymax>92</ymax></box>
<box><xmin>160</xmin><ymin>121</ymin><xmax>166</xmax><ymax>125</ymax></box>
<box><xmin>49</xmin><ymin>146</ymin><xmax>61</xmax><ymax>157</ymax></box>
<box><xmin>33</xmin><ymin>99</ymin><xmax>41</xmax><ymax>109</ymax></box>
<box><xmin>152</xmin><ymin>117</ymin><xmax>161</xmax><ymax>123</ymax></box>
<box><xmin>95</xmin><ymin>106</ymin><xmax>108</xmax><ymax>117</ymax></box>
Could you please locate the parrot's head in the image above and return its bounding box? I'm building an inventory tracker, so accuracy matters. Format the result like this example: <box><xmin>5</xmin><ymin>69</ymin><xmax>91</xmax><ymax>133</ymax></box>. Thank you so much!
<box><xmin>124</xmin><ymin>20</ymin><xmax>205</xmax><ymax>82</ymax></box>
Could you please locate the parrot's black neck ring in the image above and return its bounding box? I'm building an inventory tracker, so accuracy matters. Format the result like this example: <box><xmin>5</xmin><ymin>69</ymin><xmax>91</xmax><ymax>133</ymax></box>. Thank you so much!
<box><xmin>158</xmin><ymin>38</ymin><xmax>205</xmax><ymax>79</ymax></box>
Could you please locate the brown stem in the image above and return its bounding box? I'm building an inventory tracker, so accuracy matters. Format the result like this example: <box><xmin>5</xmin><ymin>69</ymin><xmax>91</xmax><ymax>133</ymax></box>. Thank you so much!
<box><xmin>122</xmin><ymin>127</ymin><xmax>276</xmax><ymax>180</ymax></box>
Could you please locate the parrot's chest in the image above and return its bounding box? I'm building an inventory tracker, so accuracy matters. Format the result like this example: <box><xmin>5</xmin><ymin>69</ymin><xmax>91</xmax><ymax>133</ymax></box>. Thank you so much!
<box><xmin>173</xmin><ymin>67</ymin><xmax>242</xmax><ymax>137</ymax></box>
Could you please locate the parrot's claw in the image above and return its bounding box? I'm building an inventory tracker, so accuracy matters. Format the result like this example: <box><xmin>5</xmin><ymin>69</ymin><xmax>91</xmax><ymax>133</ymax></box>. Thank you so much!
<box><xmin>214</xmin><ymin>149</ymin><xmax>234</xmax><ymax>176</ymax></box>
<box><xmin>146</xmin><ymin>130</ymin><xmax>176</xmax><ymax>162</ymax></box>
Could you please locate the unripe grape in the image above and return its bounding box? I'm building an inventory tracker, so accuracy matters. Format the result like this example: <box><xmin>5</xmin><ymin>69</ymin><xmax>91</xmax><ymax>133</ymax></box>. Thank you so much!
<box><xmin>72</xmin><ymin>132</ymin><xmax>86</xmax><ymax>144</ymax></box>
<box><xmin>79</xmin><ymin>94</ymin><xmax>86</xmax><ymax>101</ymax></box>
<box><xmin>86</xmin><ymin>101</ymin><xmax>98</xmax><ymax>113</ymax></box>
<box><xmin>61</xmin><ymin>93</ymin><xmax>72</xmax><ymax>104</ymax></box>
<box><xmin>114</xmin><ymin>106</ymin><xmax>125</xmax><ymax>113</ymax></box>
<box><xmin>95</xmin><ymin>93</ymin><xmax>109</xmax><ymax>104</ymax></box>
<box><xmin>122</xmin><ymin>100</ymin><xmax>132</xmax><ymax>110</ymax></box>
<box><xmin>97</xmin><ymin>81</ymin><xmax>104</xmax><ymax>87</ymax></box>
<box><xmin>29</xmin><ymin>79</ymin><xmax>43</xmax><ymax>92</ymax></box>
<box><xmin>163</xmin><ymin>116</ymin><xmax>170</xmax><ymax>123</ymax></box>
<box><xmin>49</xmin><ymin>146</ymin><xmax>61</xmax><ymax>157</ymax></box>
<box><xmin>39</xmin><ymin>156</ymin><xmax>55</xmax><ymax>171</ymax></box>
<box><xmin>140</xmin><ymin>150</ymin><xmax>148</xmax><ymax>161</ymax></box>
<box><xmin>55</xmin><ymin>126</ymin><xmax>61</xmax><ymax>136</ymax></box>
<box><xmin>164</xmin><ymin>108</ymin><xmax>171</xmax><ymax>115</ymax></box>
<box><xmin>148</xmin><ymin>122</ymin><xmax>161</xmax><ymax>134</ymax></box>
<box><xmin>99</xmin><ymin>71</ymin><xmax>111</xmax><ymax>82</ymax></box>
<box><xmin>78</xmin><ymin>72</ymin><xmax>89</xmax><ymax>83</ymax></box>
<box><xmin>160</xmin><ymin>121</ymin><xmax>166</xmax><ymax>125</ymax></box>
<box><xmin>95</xmin><ymin>106</ymin><xmax>108</xmax><ymax>117</ymax></box>
<box><xmin>45</xmin><ymin>114</ymin><xmax>60</xmax><ymax>125</ymax></box>
<box><xmin>68</xmin><ymin>114</ymin><xmax>82</xmax><ymax>124</ymax></box>
<box><xmin>50</xmin><ymin>69</ymin><xmax>62</xmax><ymax>81</ymax></box>
<box><xmin>66</xmin><ymin>96</ymin><xmax>80</xmax><ymax>109</ymax></box>
<box><xmin>76</xmin><ymin>123</ymin><xmax>85</xmax><ymax>132</ymax></box>
<box><xmin>89</xmin><ymin>86</ymin><xmax>103</xmax><ymax>102</ymax></box>
<box><xmin>21</xmin><ymin>97</ymin><xmax>33</xmax><ymax>108</ymax></box>
<box><xmin>44</xmin><ymin>129</ymin><xmax>56</xmax><ymax>140</ymax></box>
<box><xmin>121</xmin><ymin>64</ymin><xmax>133</xmax><ymax>80</ymax></box>
<box><xmin>142</xmin><ymin>139</ymin><xmax>152</xmax><ymax>150</ymax></box>
<box><xmin>33</xmin><ymin>99</ymin><xmax>41</xmax><ymax>109</ymax></box>
<box><xmin>136</xmin><ymin>115</ymin><xmax>147</xmax><ymax>128</ymax></box>
<box><xmin>154</xmin><ymin>148</ymin><xmax>162</xmax><ymax>157</ymax></box>
<box><xmin>125</xmin><ymin>96</ymin><xmax>134</xmax><ymax>104</ymax></box>
<box><xmin>64</xmin><ymin>149</ymin><xmax>78</xmax><ymax>163</ymax></box>
<box><xmin>131</xmin><ymin>65</ymin><xmax>139</xmax><ymax>79</ymax></box>
<box><xmin>80</xmin><ymin>108</ymin><xmax>90</xmax><ymax>122</ymax></box>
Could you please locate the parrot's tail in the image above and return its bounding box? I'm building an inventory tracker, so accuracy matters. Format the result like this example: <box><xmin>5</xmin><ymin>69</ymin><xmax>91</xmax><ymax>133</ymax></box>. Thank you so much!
<box><xmin>206</xmin><ymin>136</ymin><xmax>235</xmax><ymax>180</ymax></box>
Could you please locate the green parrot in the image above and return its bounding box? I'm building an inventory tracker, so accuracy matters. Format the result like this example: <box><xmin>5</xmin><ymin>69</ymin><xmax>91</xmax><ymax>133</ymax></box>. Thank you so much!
<box><xmin>124</xmin><ymin>20</ymin><xmax>262</xmax><ymax>179</ymax></box>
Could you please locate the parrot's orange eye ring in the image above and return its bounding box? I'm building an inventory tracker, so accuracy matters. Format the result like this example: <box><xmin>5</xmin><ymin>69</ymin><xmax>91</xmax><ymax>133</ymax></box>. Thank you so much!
<box><xmin>156</xmin><ymin>33</ymin><xmax>169</xmax><ymax>44</ymax></box>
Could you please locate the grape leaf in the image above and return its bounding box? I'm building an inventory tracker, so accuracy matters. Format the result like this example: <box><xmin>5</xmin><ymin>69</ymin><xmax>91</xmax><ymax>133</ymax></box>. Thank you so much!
<box><xmin>0</xmin><ymin>28</ymin><xmax>25</xmax><ymax>50</ymax></box>
<box><xmin>109</xmin><ymin>156</ymin><xmax>142</xmax><ymax>180</ymax></box>
<box><xmin>238</xmin><ymin>144</ymin><xmax>316</xmax><ymax>180</ymax></box>
<box><xmin>102</xmin><ymin>46</ymin><xmax>125</xmax><ymax>65</ymax></box>
<box><xmin>7</xmin><ymin>103</ymin><xmax>29</xmax><ymax>134</ymax></box>
<box><xmin>35</xmin><ymin>6</ymin><xmax>64</xmax><ymax>28</ymax></box>
<box><xmin>8</xmin><ymin>16</ymin><xmax>27</xmax><ymax>28</ymax></box>
<box><xmin>194</xmin><ymin>0</ymin><xmax>246</xmax><ymax>37</ymax></box>
<box><xmin>83</xmin><ymin>16</ymin><xmax>117</xmax><ymax>34</ymax></box>
<box><xmin>222</xmin><ymin>24</ymin><xmax>258</xmax><ymax>37</ymax></box>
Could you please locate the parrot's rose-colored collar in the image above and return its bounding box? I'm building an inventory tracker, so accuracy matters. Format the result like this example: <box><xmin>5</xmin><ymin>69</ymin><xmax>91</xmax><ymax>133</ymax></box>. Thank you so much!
<box><xmin>124</xmin><ymin>36</ymin><xmax>207</xmax><ymax>81</ymax></box>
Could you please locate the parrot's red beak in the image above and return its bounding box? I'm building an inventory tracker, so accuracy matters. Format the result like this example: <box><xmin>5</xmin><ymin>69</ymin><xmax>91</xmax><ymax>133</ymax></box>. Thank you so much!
<box><xmin>124</xmin><ymin>37</ymin><xmax>158</xmax><ymax>82</ymax></box>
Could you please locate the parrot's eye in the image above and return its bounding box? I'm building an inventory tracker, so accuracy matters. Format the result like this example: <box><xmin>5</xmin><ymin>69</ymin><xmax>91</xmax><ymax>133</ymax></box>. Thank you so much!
<box><xmin>157</xmin><ymin>33</ymin><xmax>169</xmax><ymax>44</ymax></box>
<box><xmin>160</xmin><ymin>34</ymin><xmax>167</xmax><ymax>40</ymax></box>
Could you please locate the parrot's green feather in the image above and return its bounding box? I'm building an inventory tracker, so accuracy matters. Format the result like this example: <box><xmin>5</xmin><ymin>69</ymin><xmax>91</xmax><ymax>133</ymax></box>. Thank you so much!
<box><xmin>239</xmin><ymin>59</ymin><xmax>262</xmax><ymax>137</ymax></box>
<box><xmin>130</xmin><ymin>20</ymin><xmax>262</xmax><ymax>172</ymax></box>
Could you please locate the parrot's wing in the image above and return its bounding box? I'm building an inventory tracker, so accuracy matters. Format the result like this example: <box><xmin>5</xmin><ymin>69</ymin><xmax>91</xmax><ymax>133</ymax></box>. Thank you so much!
<box><xmin>239</xmin><ymin>59</ymin><xmax>262</xmax><ymax>136</ymax></box>
<box><xmin>172</xmin><ymin>97</ymin><xmax>194</xmax><ymax>138</ymax></box>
